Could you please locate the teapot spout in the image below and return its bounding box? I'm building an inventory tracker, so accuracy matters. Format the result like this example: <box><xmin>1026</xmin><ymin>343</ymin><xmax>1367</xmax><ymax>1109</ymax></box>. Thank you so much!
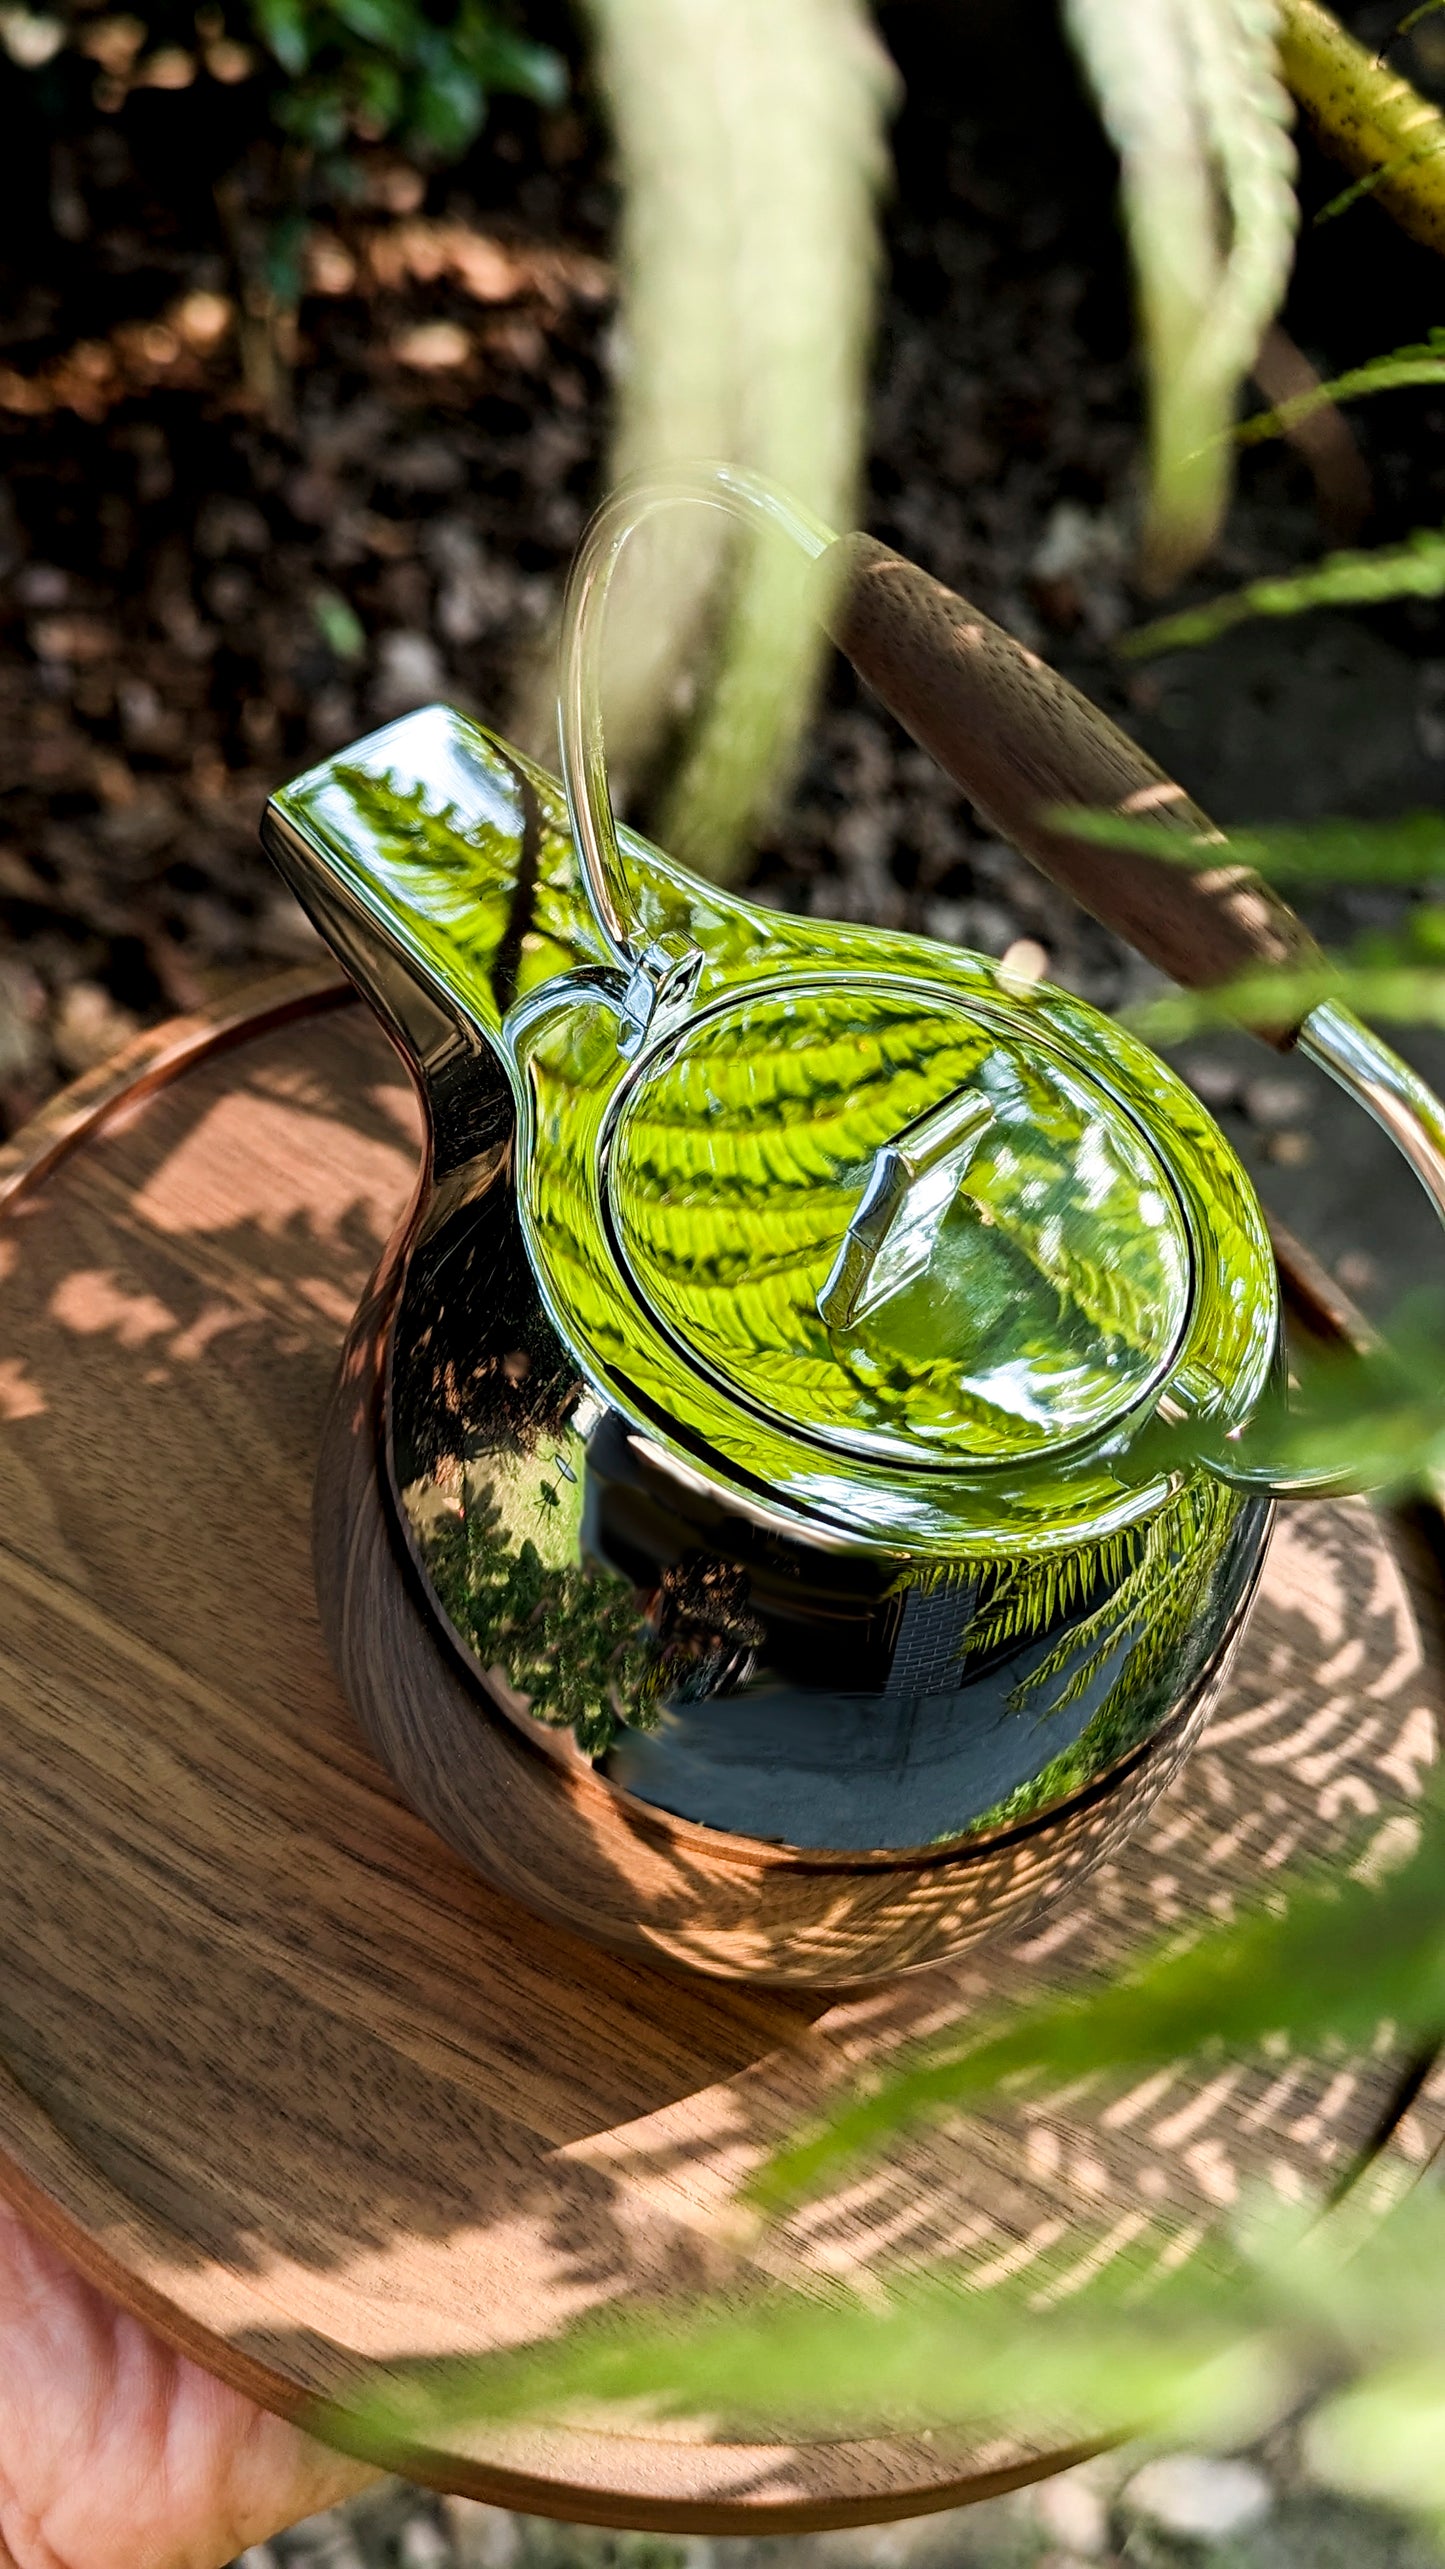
<box><xmin>263</xmin><ymin>703</ymin><xmax>618</xmax><ymax>1085</ymax></box>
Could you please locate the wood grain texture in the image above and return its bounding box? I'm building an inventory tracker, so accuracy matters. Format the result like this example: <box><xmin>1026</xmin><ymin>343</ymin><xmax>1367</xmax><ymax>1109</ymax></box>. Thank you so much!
<box><xmin>824</xmin><ymin>535</ymin><xmax>1321</xmax><ymax>1038</ymax></box>
<box><xmin>0</xmin><ymin>983</ymin><xmax>1442</xmax><ymax>2530</ymax></box>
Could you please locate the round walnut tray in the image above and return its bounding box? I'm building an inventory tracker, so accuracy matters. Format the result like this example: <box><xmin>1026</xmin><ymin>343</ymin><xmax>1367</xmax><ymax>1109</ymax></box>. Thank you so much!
<box><xmin>0</xmin><ymin>971</ymin><xmax>1442</xmax><ymax>2533</ymax></box>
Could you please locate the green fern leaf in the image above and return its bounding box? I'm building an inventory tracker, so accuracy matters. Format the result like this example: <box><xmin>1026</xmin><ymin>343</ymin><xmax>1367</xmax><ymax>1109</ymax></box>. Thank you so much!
<box><xmin>1127</xmin><ymin>523</ymin><xmax>1445</xmax><ymax>657</ymax></box>
<box><xmin>1054</xmin><ymin>803</ymin><xmax>1445</xmax><ymax>885</ymax></box>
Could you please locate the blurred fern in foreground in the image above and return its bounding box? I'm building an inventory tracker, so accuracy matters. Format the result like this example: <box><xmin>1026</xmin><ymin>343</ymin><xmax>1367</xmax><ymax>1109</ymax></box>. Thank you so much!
<box><xmin>1238</xmin><ymin>329</ymin><xmax>1445</xmax><ymax>445</ymax></box>
<box><xmin>1129</xmin><ymin>525</ymin><xmax>1445</xmax><ymax>655</ymax></box>
<box><xmin>1057</xmin><ymin>806</ymin><xmax>1445</xmax><ymax>885</ymax></box>
<box><xmin>1051</xmin><ymin>805</ymin><xmax>1445</xmax><ymax>1042</ymax></box>
<box><xmin>329</xmin><ymin>2177</ymin><xmax>1445</xmax><ymax>2531</ymax></box>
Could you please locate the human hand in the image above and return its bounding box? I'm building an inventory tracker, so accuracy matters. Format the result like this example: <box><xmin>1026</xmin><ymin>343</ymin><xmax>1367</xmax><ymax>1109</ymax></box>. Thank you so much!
<box><xmin>0</xmin><ymin>2198</ymin><xmax>378</xmax><ymax>2569</ymax></box>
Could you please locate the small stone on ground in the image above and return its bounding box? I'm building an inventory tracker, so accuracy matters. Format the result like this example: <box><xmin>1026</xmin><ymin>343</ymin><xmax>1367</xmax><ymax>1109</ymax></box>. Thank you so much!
<box><xmin>1120</xmin><ymin>2454</ymin><xmax>1272</xmax><ymax>2545</ymax></box>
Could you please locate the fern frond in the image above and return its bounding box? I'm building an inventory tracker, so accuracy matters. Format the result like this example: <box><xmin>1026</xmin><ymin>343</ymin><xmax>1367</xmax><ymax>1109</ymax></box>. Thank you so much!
<box><xmin>1315</xmin><ymin>141</ymin><xmax>1445</xmax><ymax>224</ymax></box>
<box><xmin>964</xmin><ymin>1524</ymin><xmax>1145</xmax><ymax>1661</ymax></box>
<box><xmin>1393</xmin><ymin>2</ymin><xmax>1445</xmax><ymax>42</ymax></box>
<box><xmin>1055</xmin><ymin>804</ymin><xmax>1445</xmax><ymax>884</ymax></box>
<box><xmin>1008</xmin><ymin>1480</ymin><xmax>1237</xmax><ymax>1726</ymax></box>
<box><xmin>1238</xmin><ymin>327</ymin><xmax>1445</xmax><ymax>442</ymax></box>
<box><xmin>1127</xmin><ymin>523</ymin><xmax>1445</xmax><ymax>657</ymax></box>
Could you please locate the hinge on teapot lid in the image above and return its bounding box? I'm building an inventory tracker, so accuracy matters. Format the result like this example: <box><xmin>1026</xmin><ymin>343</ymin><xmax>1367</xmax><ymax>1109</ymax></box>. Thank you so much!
<box><xmin>616</xmin><ymin>931</ymin><xmax>704</xmax><ymax>1058</ymax></box>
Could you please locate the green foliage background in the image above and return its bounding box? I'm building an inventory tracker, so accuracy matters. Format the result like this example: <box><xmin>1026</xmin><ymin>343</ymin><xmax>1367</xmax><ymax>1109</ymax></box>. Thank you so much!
<box><xmin>10</xmin><ymin>0</ymin><xmax>564</xmax><ymax>165</ymax></box>
<box><xmin>246</xmin><ymin>0</ymin><xmax>564</xmax><ymax>160</ymax></box>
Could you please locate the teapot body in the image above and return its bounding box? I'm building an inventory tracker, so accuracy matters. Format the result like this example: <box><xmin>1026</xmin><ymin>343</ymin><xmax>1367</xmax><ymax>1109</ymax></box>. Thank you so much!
<box><xmin>391</xmin><ymin>1117</ymin><xmax>1271</xmax><ymax>1861</ymax></box>
<box><xmin>269</xmin><ymin>704</ymin><xmax>1276</xmax><ymax>1983</ymax></box>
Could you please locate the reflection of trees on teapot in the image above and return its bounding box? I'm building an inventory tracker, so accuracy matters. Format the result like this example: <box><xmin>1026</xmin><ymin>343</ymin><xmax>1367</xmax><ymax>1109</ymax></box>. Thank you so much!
<box><xmin>388</xmin><ymin>1099</ymin><xmax>577</xmax><ymax>1492</ymax></box>
<box><xmin>645</xmin><ymin>1561</ymin><xmax>765</xmax><ymax>1705</ymax></box>
<box><xmin>959</xmin><ymin>1475</ymin><xmax>1243</xmax><ymax>1835</ymax></box>
<box><xmin>421</xmin><ymin>1487</ymin><xmax>768</xmax><ymax>1761</ymax></box>
<box><xmin>390</xmin><ymin>1109</ymin><xmax>772</xmax><ymax>1763</ymax></box>
<box><xmin>423</xmin><ymin>1486</ymin><xmax>655</xmax><ymax>1759</ymax></box>
<box><xmin>403</xmin><ymin>1285</ymin><xmax>1250</xmax><ymax>1849</ymax></box>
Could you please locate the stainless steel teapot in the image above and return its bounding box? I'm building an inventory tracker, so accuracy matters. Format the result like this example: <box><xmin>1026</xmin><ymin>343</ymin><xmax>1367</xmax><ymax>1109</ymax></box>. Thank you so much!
<box><xmin>263</xmin><ymin>465</ymin><xmax>1445</xmax><ymax>1986</ymax></box>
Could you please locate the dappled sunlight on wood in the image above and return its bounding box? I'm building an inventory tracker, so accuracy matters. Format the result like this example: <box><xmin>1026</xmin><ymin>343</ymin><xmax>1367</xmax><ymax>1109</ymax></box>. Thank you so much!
<box><xmin>0</xmin><ymin>1357</ymin><xmax>44</xmax><ymax>1420</ymax></box>
<box><xmin>0</xmin><ymin>996</ymin><xmax>1441</xmax><ymax>2523</ymax></box>
<box><xmin>132</xmin><ymin>1083</ymin><xmax>416</xmax><ymax>1249</ymax></box>
<box><xmin>49</xmin><ymin>1267</ymin><xmax>179</xmax><ymax>1346</ymax></box>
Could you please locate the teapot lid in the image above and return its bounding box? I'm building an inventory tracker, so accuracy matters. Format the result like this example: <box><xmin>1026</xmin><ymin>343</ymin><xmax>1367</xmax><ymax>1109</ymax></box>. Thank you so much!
<box><xmin>602</xmin><ymin>974</ymin><xmax>1193</xmax><ymax>1474</ymax></box>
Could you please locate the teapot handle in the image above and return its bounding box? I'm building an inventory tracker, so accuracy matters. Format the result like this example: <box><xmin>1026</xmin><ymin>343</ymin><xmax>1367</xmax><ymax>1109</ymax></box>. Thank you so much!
<box><xmin>562</xmin><ymin>470</ymin><xmax>1322</xmax><ymax>1043</ymax></box>
<box><xmin>820</xmin><ymin>533</ymin><xmax>1324</xmax><ymax>1043</ymax></box>
<box><xmin>1200</xmin><ymin>999</ymin><xmax>1445</xmax><ymax>1495</ymax></box>
<box><xmin>558</xmin><ymin>465</ymin><xmax>835</xmax><ymax>1052</ymax></box>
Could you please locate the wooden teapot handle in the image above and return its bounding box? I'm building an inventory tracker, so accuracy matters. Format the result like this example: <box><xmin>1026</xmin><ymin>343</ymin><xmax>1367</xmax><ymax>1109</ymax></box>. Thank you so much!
<box><xmin>820</xmin><ymin>532</ymin><xmax>1321</xmax><ymax>1046</ymax></box>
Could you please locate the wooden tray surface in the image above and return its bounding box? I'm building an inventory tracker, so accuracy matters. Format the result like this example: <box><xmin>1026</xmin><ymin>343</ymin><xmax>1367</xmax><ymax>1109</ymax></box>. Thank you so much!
<box><xmin>0</xmin><ymin>974</ymin><xmax>1442</xmax><ymax>2532</ymax></box>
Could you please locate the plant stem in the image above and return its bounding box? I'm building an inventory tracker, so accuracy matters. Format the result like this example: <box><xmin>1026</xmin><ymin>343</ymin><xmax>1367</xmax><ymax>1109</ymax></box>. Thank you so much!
<box><xmin>1279</xmin><ymin>0</ymin><xmax>1445</xmax><ymax>255</ymax></box>
<box><xmin>578</xmin><ymin>0</ymin><xmax>894</xmax><ymax>881</ymax></box>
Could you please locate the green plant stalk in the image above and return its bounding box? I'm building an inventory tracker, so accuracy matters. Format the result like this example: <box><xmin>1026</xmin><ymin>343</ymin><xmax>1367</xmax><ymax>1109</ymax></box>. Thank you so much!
<box><xmin>1279</xmin><ymin>0</ymin><xmax>1445</xmax><ymax>253</ymax></box>
<box><xmin>1065</xmin><ymin>0</ymin><xmax>1297</xmax><ymax>589</ymax></box>
<box><xmin>1237</xmin><ymin>331</ymin><xmax>1445</xmax><ymax>445</ymax></box>
<box><xmin>579</xmin><ymin>0</ymin><xmax>894</xmax><ymax>881</ymax></box>
<box><xmin>1126</xmin><ymin>521</ymin><xmax>1445</xmax><ymax>655</ymax></box>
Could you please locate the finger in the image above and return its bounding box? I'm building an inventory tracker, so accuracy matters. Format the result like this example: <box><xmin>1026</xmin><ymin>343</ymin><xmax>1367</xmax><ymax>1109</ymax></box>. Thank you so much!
<box><xmin>0</xmin><ymin>2202</ymin><xmax>377</xmax><ymax>2569</ymax></box>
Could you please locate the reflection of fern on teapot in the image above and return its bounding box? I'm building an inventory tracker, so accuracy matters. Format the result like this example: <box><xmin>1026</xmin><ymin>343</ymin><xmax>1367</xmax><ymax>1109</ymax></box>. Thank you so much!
<box><xmin>265</xmin><ymin>465</ymin><xmax>1445</xmax><ymax>1985</ymax></box>
<box><xmin>957</xmin><ymin>1479</ymin><xmax>1239</xmax><ymax>1837</ymax></box>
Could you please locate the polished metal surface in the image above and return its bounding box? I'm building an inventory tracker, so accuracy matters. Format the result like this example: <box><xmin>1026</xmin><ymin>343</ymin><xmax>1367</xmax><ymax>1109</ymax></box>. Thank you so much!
<box><xmin>1202</xmin><ymin>1002</ymin><xmax>1445</xmax><ymax>1498</ymax></box>
<box><xmin>1304</xmin><ymin>998</ymin><xmax>1445</xmax><ymax>1228</ymax></box>
<box><xmin>265</xmin><ymin>705</ymin><xmax>1280</xmax><ymax>1552</ymax></box>
<box><xmin>384</xmin><ymin>1115</ymin><xmax>1271</xmax><ymax>1849</ymax></box>
<box><xmin>817</xmin><ymin>1083</ymin><xmax>996</xmax><ymax>1330</ymax></box>
<box><xmin>265</xmin><ymin>704</ymin><xmax>1278</xmax><ymax>1858</ymax></box>
<box><xmin>256</xmin><ymin>413</ymin><xmax>1445</xmax><ymax>1954</ymax></box>
<box><xmin>606</xmin><ymin>976</ymin><xmax>1199</xmax><ymax>1471</ymax></box>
